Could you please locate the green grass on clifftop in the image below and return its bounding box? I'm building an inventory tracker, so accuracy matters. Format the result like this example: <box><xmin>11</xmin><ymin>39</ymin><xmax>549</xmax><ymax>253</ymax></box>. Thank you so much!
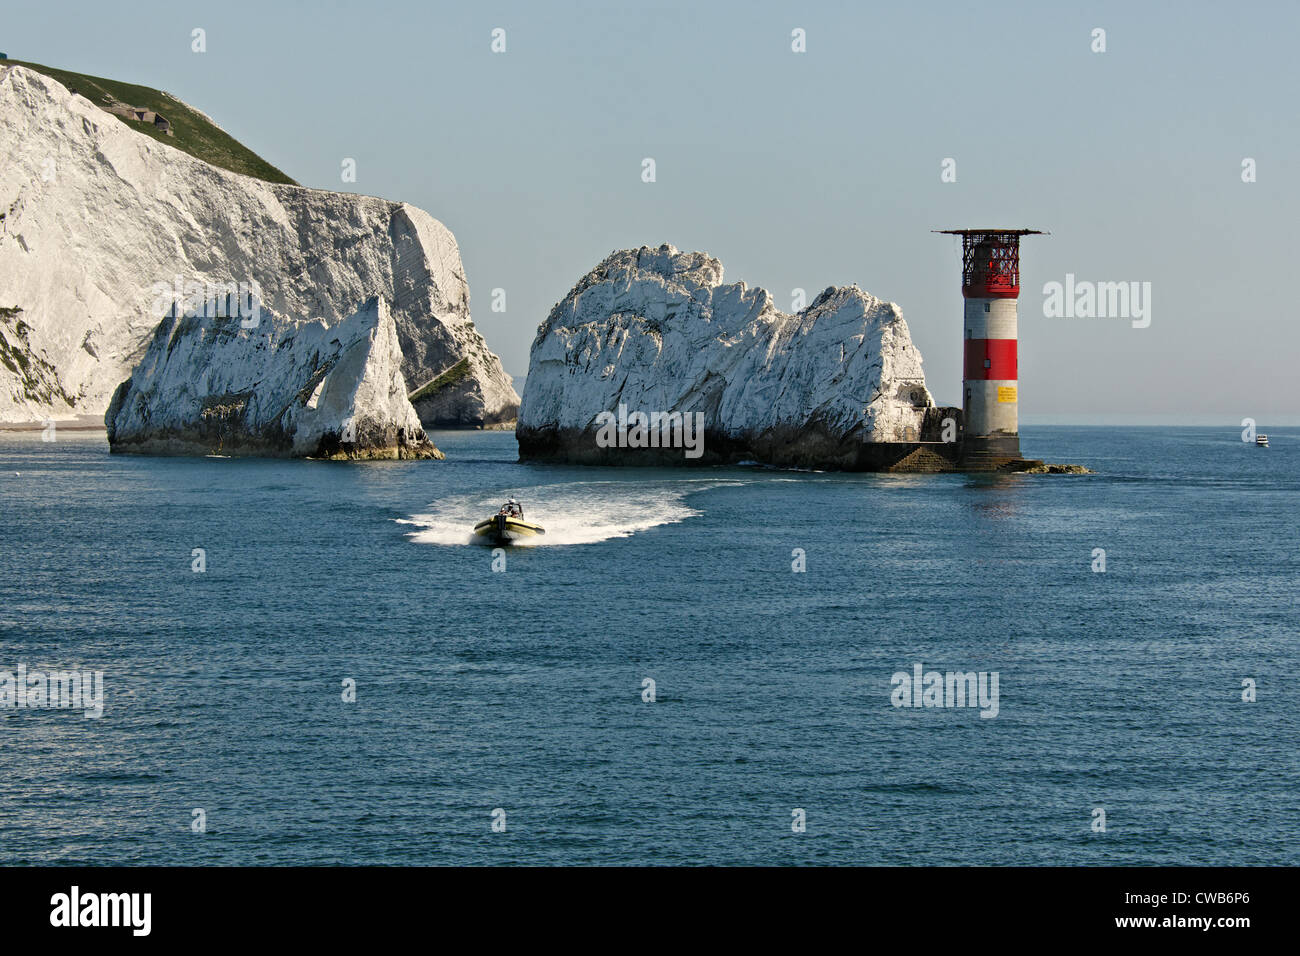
<box><xmin>409</xmin><ymin>358</ymin><xmax>472</xmax><ymax>403</ymax></box>
<box><xmin>9</xmin><ymin>60</ymin><xmax>298</xmax><ymax>185</ymax></box>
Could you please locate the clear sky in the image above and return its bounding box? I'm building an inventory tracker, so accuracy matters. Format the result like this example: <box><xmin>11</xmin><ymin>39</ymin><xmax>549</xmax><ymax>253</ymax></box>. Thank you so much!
<box><xmin>7</xmin><ymin>1</ymin><xmax>1297</xmax><ymax>423</ymax></box>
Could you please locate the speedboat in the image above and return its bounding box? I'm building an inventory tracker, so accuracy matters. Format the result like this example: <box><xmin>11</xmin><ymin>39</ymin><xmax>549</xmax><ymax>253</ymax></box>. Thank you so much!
<box><xmin>473</xmin><ymin>498</ymin><xmax>545</xmax><ymax>545</ymax></box>
<box><xmin>1256</xmin><ymin>434</ymin><xmax>1269</xmax><ymax>447</ymax></box>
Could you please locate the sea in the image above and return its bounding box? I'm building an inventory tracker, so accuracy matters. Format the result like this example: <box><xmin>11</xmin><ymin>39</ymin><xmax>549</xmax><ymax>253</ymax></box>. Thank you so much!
<box><xmin>1</xmin><ymin>425</ymin><xmax>1296</xmax><ymax>865</ymax></box>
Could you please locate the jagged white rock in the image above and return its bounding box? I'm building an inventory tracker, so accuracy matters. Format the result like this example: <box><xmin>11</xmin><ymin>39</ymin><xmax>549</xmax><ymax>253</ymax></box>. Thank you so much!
<box><xmin>518</xmin><ymin>245</ymin><xmax>940</xmax><ymax>468</ymax></box>
<box><xmin>0</xmin><ymin>64</ymin><xmax>518</xmax><ymax>425</ymax></box>
<box><xmin>106</xmin><ymin>296</ymin><xmax>442</xmax><ymax>459</ymax></box>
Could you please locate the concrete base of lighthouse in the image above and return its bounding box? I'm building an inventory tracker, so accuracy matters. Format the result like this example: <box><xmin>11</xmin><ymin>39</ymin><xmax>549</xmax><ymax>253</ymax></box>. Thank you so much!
<box><xmin>957</xmin><ymin>434</ymin><xmax>1023</xmax><ymax>471</ymax></box>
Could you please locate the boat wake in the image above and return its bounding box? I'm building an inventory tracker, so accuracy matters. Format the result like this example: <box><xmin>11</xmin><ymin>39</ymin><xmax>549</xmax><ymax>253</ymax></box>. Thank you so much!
<box><xmin>399</xmin><ymin>479</ymin><xmax>740</xmax><ymax>546</ymax></box>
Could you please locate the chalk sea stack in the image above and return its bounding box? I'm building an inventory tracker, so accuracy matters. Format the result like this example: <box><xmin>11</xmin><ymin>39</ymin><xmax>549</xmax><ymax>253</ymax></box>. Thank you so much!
<box><xmin>518</xmin><ymin>245</ymin><xmax>964</xmax><ymax>470</ymax></box>
<box><xmin>0</xmin><ymin>62</ymin><xmax>517</xmax><ymax>427</ymax></box>
<box><xmin>106</xmin><ymin>296</ymin><xmax>442</xmax><ymax>460</ymax></box>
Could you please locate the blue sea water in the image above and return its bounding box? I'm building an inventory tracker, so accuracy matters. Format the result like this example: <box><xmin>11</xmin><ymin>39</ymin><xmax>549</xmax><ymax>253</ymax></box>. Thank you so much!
<box><xmin>0</xmin><ymin>426</ymin><xmax>1296</xmax><ymax>866</ymax></box>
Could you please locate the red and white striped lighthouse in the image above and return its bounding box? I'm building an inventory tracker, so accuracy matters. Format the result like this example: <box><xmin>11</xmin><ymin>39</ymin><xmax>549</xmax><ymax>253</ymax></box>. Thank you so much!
<box><xmin>936</xmin><ymin>228</ymin><xmax>1044</xmax><ymax>469</ymax></box>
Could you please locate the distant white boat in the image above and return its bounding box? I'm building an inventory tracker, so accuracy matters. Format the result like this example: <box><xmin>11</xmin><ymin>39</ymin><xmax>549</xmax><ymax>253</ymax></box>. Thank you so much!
<box><xmin>1256</xmin><ymin>434</ymin><xmax>1269</xmax><ymax>447</ymax></box>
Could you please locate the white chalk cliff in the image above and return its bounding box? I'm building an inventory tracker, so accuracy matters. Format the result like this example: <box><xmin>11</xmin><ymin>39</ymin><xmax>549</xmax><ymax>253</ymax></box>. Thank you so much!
<box><xmin>518</xmin><ymin>245</ymin><xmax>942</xmax><ymax>468</ymax></box>
<box><xmin>106</xmin><ymin>296</ymin><xmax>442</xmax><ymax>459</ymax></box>
<box><xmin>0</xmin><ymin>64</ymin><xmax>518</xmax><ymax>425</ymax></box>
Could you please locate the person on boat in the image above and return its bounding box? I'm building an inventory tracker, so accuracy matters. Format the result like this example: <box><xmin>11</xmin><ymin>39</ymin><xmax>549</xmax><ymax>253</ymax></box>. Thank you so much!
<box><xmin>498</xmin><ymin>499</ymin><xmax>523</xmax><ymax>518</ymax></box>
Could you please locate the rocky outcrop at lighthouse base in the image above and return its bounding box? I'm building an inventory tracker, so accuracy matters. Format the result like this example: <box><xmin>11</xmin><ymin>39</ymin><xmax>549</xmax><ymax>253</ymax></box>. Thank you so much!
<box><xmin>105</xmin><ymin>296</ymin><xmax>442</xmax><ymax>460</ymax></box>
<box><xmin>0</xmin><ymin>63</ymin><xmax>518</xmax><ymax>426</ymax></box>
<box><xmin>518</xmin><ymin>245</ymin><xmax>959</xmax><ymax>470</ymax></box>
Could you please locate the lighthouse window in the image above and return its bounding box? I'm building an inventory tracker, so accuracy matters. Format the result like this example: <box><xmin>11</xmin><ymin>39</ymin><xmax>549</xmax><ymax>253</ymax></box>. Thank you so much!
<box><xmin>984</xmin><ymin>303</ymin><xmax>990</xmax><ymax>312</ymax></box>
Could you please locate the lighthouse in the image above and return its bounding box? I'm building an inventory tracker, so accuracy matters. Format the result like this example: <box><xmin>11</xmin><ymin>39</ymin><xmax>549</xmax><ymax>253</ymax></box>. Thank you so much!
<box><xmin>935</xmin><ymin>228</ymin><xmax>1044</xmax><ymax>470</ymax></box>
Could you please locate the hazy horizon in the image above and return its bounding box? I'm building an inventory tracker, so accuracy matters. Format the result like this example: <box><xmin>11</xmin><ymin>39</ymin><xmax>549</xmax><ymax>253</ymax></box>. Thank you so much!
<box><xmin>7</xmin><ymin>0</ymin><xmax>1297</xmax><ymax>423</ymax></box>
